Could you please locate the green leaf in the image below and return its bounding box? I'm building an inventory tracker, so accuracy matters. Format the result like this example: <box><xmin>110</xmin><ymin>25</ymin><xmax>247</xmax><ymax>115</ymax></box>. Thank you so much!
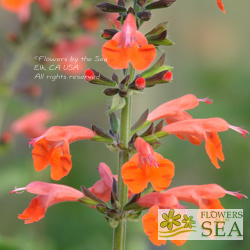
<box><xmin>109</xmin><ymin>94</ymin><xmax>126</xmax><ymax>115</ymax></box>
<box><xmin>142</xmin><ymin>65</ymin><xmax>173</xmax><ymax>79</ymax></box>
<box><xmin>148</xmin><ymin>38</ymin><xmax>174</xmax><ymax>46</ymax></box>
<box><xmin>141</xmin><ymin>53</ymin><xmax>173</xmax><ymax>79</ymax></box>
<box><xmin>130</xmin><ymin>120</ymin><xmax>152</xmax><ymax>136</ymax></box>
<box><xmin>110</xmin><ymin>112</ymin><xmax>120</xmax><ymax>135</ymax></box>
<box><xmin>145</xmin><ymin>22</ymin><xmax>168</xmax><ymax>37</ymax></box>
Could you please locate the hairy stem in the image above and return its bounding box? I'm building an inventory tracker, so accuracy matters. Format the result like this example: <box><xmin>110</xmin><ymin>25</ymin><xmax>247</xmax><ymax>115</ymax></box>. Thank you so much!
<box><xmin>112</xmin><ymin>66</ymin><xmax>135</xmax><ymax>250</ymax></box>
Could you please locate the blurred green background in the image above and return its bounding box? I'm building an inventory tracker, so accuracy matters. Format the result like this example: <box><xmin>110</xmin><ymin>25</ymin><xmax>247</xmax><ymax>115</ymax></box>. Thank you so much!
<box><xmin>0</xmin><ymin>0</ymin><xmax>249</xmax><ymax>250</ymax></box>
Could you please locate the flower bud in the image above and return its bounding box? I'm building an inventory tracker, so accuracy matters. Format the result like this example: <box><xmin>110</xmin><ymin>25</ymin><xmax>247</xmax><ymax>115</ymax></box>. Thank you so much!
<box><xmin>145</xmin><ymin>0</ymin><xmax>176</xmax><ymax>10</ymax></box>
<box><xmin>137</xmin><ymin>11</ymin><xmax>152</xmax><ymax>21</ymax></box>
<box><xmin>135</xmin><ymin>77</ymin><xmax>146</xmax><ymax>89</ymax></box>
<box><xmin>96</xmin><ymin>2</ymin><xmax>127</xmax><ymax>13</ymax></box>
<box><xmin>85</xmin><ymin>69</ymin><xmax>117</xmax><ymax>87</ymax></box>
<box><xmin>137</xmin><ymin>0</ymin><xmax>147</xmax><ymax>7</ymax></box>
<box><xmin>163</xmin><ymin>71</ymin><xmax>173</xmax><ymax>82</ymax></box>
<box><xmin>103</xmin><ymin>88</ymin><xmax>119</xmax><ymax>96</ymax></box>
<box><xmin>85</xmin><ymin>69</ymin><xmax>96</xmax><ymax>81</ymax></box>
<box><xmin>145</xmin><ymin>70</ymin><xmax>173</xmax><ymax>87</ymax></box>
<box><xmin>101</xmin><ymin>29</ymin><xmax>118</xmax><ymax>40</ymax></box>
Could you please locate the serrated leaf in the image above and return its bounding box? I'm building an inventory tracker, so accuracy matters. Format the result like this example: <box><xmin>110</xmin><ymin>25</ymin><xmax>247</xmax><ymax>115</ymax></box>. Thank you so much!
<box><xmin>109</xmin><ymin>94</ymin><xmax>126</xmax><ymax>115</ymax></box>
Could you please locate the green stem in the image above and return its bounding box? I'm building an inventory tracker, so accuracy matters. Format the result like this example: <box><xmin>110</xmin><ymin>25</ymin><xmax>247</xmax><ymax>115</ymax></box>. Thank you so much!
<box><xmin>112</xmin><ymin>67</ymin><xmax>135</xmax><ymax>250</ymax></box>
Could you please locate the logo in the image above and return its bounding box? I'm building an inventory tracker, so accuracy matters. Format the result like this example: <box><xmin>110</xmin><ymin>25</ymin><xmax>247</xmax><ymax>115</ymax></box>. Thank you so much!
<box><xmin>158</xmin><ymin>209</ymin><xmax>243</xmax><ymax>240</ymax></box>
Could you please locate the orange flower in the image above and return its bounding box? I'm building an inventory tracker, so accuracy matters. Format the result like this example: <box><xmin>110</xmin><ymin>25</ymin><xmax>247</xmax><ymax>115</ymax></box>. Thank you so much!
<box><xmin>10</xmin><ymin>181</ymin><xmax>84</xmax><ymax>224</ymax></box>
<box><xmin>121</xmin><ymin>137</ymin><xmax>174</xmax><ymax>194</ymax></box>
<box><xmin>1</xmin><ymin>0</ymin><xmax>33</xmax><ymax>12</ymax></box>
<box><xmin>1</xmin><ymin>0</ymin><xmax>51</xmax><ymax>22</ymax></box>
<box><xmin>138</xmin><ymin>193</ymin><xmax>182</xmax><ymax>209</ymax></box>
<box><xmin>10</xmin><ymin>163</ymin><xmax>120</xmax><ymax>223</ymax></box>
<box><xmin>142</xmin><ymin>205</ymin><xmax>186</xmax><ymax>246</ymax></box>
<box><xmin>148</xmin><ymin>94</ymin><xmax>212</xmax><ymax>123</ymax></box>
<box><xmin>102</xmin><ymin>13</ymin><xmax>156</xmax><ymax>71</ymax></box>
<box><xmin>89</xmin><ymin>162</ymin><xmax>114</xmax><ymax>203</ymax></box>
<box><xmin>164</xmin><ymin>184</ymin><xmax>247</xmax><ymax>209</ymax></box>
<box><xmin>30</xmin><ymin>126</ymin><xmax>96</xmax><ymax>180</ymax></box>
<box><xmin>216</xmin><ymin>0</ymin><xmax>225</xmax><ymax>13</ymax></box>
<box><xmin>162</xmin><ymin>118</ymin><xmax>248</xmax><ymax>168</ymax></box>
<box><xmin>11</xmin><ymin>109</ymin><xmax>52</xmax><ymax>138</ymax></box>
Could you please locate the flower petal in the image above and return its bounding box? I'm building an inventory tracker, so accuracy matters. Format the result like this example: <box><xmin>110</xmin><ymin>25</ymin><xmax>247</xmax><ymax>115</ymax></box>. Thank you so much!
<box><xmin>205</xmin><ymin>132</ymin><xmax>224</xmax><ymax>169</ymax></box>
<box><xmin>121</xmin><ymin>161</ymin><xmax>148</xmax><ymax>194</ymax></box>
<box><xmin>32</xmin><ymin>138</ymin><xmax>51</xmax><ymax>172</ymax></box>
<box><xmin>129</xmin><ymin>44</ymin><xmax>156</xmax><ymax>71</ymax></box>
<box><xmin>18</xmin><ymin>195</ymin><xmax>49</xmax><ymax>224</ymax></box>
<box><xmin>102</xmin><ymin>40</ymin><xmax>130</xmax><ymax>69</ymax></box>
<box><xmin>50</xmin><ymin>148</ymin><xmax>72</xmax><ymax>180</ymax></box>
<box><xmin>148</xmin><ymin>154</ymin><xmax>175</xmax><ymax>191</ymax></box>
<box><xmin>142</xmin><ymin>205</ymin><xmax>166</xmax><ymax>246</ymax></box>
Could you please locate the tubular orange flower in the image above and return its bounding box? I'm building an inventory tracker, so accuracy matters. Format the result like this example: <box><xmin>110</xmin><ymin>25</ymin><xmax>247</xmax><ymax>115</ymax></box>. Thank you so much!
<box><xmin>30</xmin><ymin>126</ymin><xmax>96</xmax><ymax>180</ymax></box>
<box><xmin>162</xmin><ymin>118</ymin><xmax>249</xmax><ymax>168</ymax></box>
<box><xmin>216</xmin><ymin>0</ymin><xmax>225</xmax><ymax>13</ymax></box>
<box><xmin>89</xmin><ymin>162</ymin><xmax>114</xmax><ymax>203</ymax></box>
<box><xmin>10</xmin><ymin>181</ymin><xmax>84</xmax><ymax>224</ymax></box>
<box><xmin>121</xmin><ymin>137</ymin><xmax>174</xmax><ymax>194</ymax></box>
<box><xmin>164</xmin><ymin>184</ymin><xmax>247</xmax><ymax>209</ymax></box>
<box><xmin>102</xmin><ymin>13</ymin><xmax>156</xmax><ymax>71</ymax></box>
<box><xmin>138</xmin><ymin>193</ymin><xmax>182</xmax><ymax>209</ymax></box>
<box><xmin>142</xmin><ymin>205</ymin><xmax>186</xmax><ymax>246</ymax></box>
<box><xmin>11</xmin><ymin>109</ymin><xmax>52</xmax><ymax>138</ymax></box>
<box><xmin>148</xmin><ymin>94</ymin><xmax>212</xmax><ymax>123</ymax></box>
<box><xmin>10</xmin><ymin>164</ymin><xmax>119</xmax><ymax>224</ymax></box>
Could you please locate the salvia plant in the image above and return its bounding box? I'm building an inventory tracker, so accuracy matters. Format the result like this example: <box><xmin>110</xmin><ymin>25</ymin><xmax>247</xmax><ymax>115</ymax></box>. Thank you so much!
<box><xmin>7</xmin><ymin>0</ymin><xmax>248</xmax><ymax>249</ymax></box>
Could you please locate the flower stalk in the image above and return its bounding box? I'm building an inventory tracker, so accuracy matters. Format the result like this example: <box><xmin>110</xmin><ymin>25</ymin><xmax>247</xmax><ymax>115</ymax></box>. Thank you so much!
<box><xmin>113</xmin><ymin>66</ymin><xmax>134</xmax><ymax>250</ymax></box>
